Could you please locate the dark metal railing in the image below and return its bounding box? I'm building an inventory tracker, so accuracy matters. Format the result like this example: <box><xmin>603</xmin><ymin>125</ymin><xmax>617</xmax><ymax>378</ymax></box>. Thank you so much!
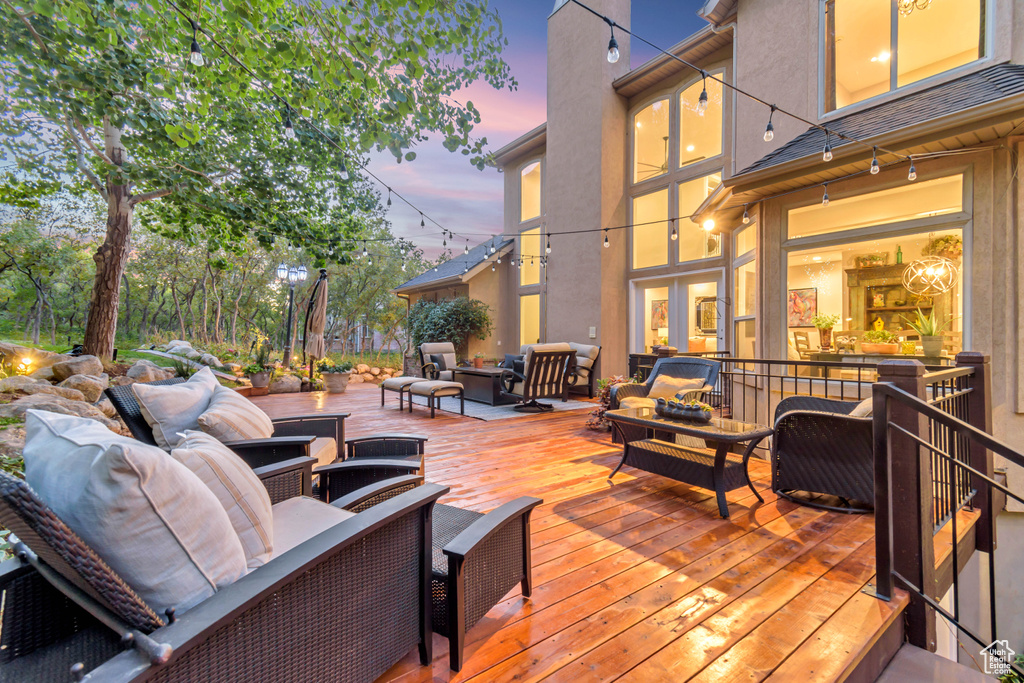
<box><xmin>923</xmin><ymin>367</ymin><xmax>976</xmax><ymax>530</ymax></box>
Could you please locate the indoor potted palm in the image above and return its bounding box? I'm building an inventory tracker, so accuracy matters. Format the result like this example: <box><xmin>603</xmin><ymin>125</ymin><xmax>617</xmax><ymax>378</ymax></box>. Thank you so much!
<box><xmin>861</xmin><ymin>329</ymin><xmax>900</xmax><ymax>354</ymax></box>
<box><xmin>317</xmin><ymin>359</ymin><xmax>354</xmax><ymax>393</ymax></box>
<box><xmin>902</xmin><ymin>308</ymin><xmax>957</xmax><ymax>358</ymax></box>
<box><xmin>811</xmin><ymin>313</ymin><xmax>840</xmax><ymax>351</ymax></box>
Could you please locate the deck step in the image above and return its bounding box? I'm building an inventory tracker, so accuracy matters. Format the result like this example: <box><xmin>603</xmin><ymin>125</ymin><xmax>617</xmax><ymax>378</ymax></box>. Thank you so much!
<box><xmin>876</xmin><ymin>644</ymin><xmax>993</xmax><ymax>682</ymax></box>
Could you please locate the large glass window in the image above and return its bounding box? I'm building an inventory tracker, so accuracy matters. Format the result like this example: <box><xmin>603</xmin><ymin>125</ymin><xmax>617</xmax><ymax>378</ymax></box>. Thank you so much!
<box><xmin>633</xmin><ymin>189</ymin><xmax>669</xmax><ymax>270</ymax></box>
<box><xmin>519</xmin><ymin>228</ymin><xmax>542</xmax><ymax>286</ymax></box>
<box><xmin>520</xmin><ymin>161</ymin><xmax>541</xmax><ymax>222</ymax></box>
<box><xmin>735</xmin><ymin>261</ymin><xmax>756</xmax><ymax>318</ymax></box>
<box><xmin>735</xmin><ymin>224</ymin><xmax>756</xmax><ymax>257</ymax></box>
<box><xmin>633</xmin><ymin>99</ymin><xmax>670</xmax><ymax>183</ymax></box>
<box><xmin>678</xmin><ymin>172</ymin><xmax>722</xmax><ymax>262</ymax></box>
<box><xmin>643</xmin><ymin>286</ymin><xmax>670</xmax><ymax>352</ymax></box>
<box><xmin>825</xmin><ymin>0</ymin><xmax>985</xmax><ymax>112</ymax></box>
<box><xmin>787</xmin><ymin>175</ymin><xmax>963</xmax><ymax>240</ymax></box>
<box><xmin>679</xmin><ymin>74</ymin><xmax>723</xmax><ymax>168</ymax></box>
<box><xmin>520</xmin><ymin>294</ymin><xmax>541</xmax><ymax>347</ymax></box>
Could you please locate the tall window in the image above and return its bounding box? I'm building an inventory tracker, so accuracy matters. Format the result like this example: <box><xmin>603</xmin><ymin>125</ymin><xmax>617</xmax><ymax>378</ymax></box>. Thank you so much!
<box><xmin>733</xmin><ymin>223</ymin><xmax>757</xmax><ymax>356</ymax></box>
<box><xmin>520</xmin><ymin>161</ymin><xmax>542</xmax><ymax>222</ymax></box>
<box><xmin>679</xmin><ymin>74</ymin><xmax>723</xmax><ymax>169</ymax></box>
<box><xmin>633</xmin><ymin>98</ymin><xmax>670</xmax><ymax>183</ymax></box>
<box><xmin>824</xmin><ymin>0</ymin><xmax>985</xmax><ymax>112</ymax></box>
<box><xmin>519</xmin><ymin>227</ymin><xmax>542</xmax><ymax>286</ymax></box>
<box><xmin>632</xmin><ymin>189</ymin><xmax>669</xmax><ymax>269</ymax></box>
<box><xmin>520</xmin><ymin>294</ymin><xmax>541</xmax><ymax>347</ymax></box>
<box><xmin>678</xmin><ymin>172</ymin><xmax>722</xmax><ymax>263</ymax></box>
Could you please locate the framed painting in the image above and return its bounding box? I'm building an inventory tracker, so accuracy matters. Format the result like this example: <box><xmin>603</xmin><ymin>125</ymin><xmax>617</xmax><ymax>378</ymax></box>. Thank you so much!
<box><xmin>650</xmin><ymin>299</ymin><xmax>668</xmax><ymax>330</ymax></box>
<box><xmin>787</xmin><ymin>288</ymin><xmax>817</xmax><ymax>327</ymax></box>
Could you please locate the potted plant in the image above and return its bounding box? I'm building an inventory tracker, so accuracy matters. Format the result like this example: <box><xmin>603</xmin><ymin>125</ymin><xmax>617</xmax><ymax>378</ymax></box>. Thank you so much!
<box><xmin>902</xmin><ymin>308</ymin><xmax>957</xmax><ymax>358</ymax></box>
<box><xmin>924</xmin><ymin>235</ymin><xmax>963</xmax><ymax>261</ymax></box>
<box><xmin>317</xmin><ymin>359</ymin><xmax>354</xmax><ymax>393</ymax></box>
<box><xmin>586</xmin><ymin>375</ymin><xmax>633</xmax><ymax>431</ymax></box>
<box><xmin>811</xmin><ymin>313</ymin><xmax>840</xmax><ymax>351</ymax></box>
<box><xmin>473</xmin><ymin>352</ymin><xmax>485</xmax><ymax>369</ymax></box>
<box><xmin>245</xmin><ymin>332</ymin><xmax>275</xmax><ymax>388</ymax></box>
<box><xmin>861</xmin><ymin>329</ymin><xmax>900</xmax><ymax>354</ymax></box>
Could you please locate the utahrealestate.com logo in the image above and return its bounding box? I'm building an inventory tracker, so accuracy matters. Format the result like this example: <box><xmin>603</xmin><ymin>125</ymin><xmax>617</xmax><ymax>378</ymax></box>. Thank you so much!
<box><xmin>982</xmin><ymin>640</ymin><xmax>1016</xmax><ymax>676</ymax></box>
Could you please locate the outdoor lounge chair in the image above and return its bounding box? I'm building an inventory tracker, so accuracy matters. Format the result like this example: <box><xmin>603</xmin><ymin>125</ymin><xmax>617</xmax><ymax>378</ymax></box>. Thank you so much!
<box><xmin>610</xmin><ymin>357</ymin><xmax>721</xmax><ymax>444</ymax></box>
<box><xmin>418</xmin><ymin>342</ymin><xmax>458</xmax><ymax>381</ymax></box>
<box><xmin>770</xmin><ymin>395</ymin><xmax>873</xmax><ymax>512</ymax></box>
<box><xmin>498</xmin><ymin>343</ymin><xmax>576</xmax><ymax>412</ymax></box>
<box><xmin>567</xmin><ymin>342</ymin><xmax>601</xmax><ymax>398</ymax></box>
<box><xmin>0</xmin><ymin>467</ymin><xmax>445</xmax><ymax>683</ymax></box>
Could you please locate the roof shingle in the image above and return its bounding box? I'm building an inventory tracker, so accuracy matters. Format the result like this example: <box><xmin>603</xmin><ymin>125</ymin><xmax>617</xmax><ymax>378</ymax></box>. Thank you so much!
<box><xmin>394</xmin><ymin>237</ymin><xmax>513</xmax><ymax>292</ymax></box>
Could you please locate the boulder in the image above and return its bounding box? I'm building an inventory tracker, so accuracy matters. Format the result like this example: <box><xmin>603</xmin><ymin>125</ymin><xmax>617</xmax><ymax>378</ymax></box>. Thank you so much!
<box><xmin>224</xmin><ymin>362</ymin><xmax>242</xmax><ymax>373</ymax></box>
<box><xmin>166</xmin><ymin>340</ymin><xmax>192</xmax><ymax>349</ymax></box>
<box><xmin>0</xmin><ymin>394</ymin><xmax>120</xmax><ymax>432</ymax></box>
<box><xmin>348</xmin><ymin>374</ymin><xmax>364</xmax><ymax>384</ymax></box>
<box><xmin>0</xmin><ymin>424</ymin><xmax>26</xmax><ymax>459</ymax></box>
<box><xmin>58</xmin><ymin>374</ymin><xmax>107</xmax><ymax>403</ymax></box>
<box><xmin>369</xmin><ymin>367</ymin><xmax>381</xmax><ymax>376</ymax></box>
<box><xmin>29</xmin><ymin>366</ymin><xmax>54</xmax><ymax>382</ymax></box>
<box><xmin>268</xmin><ymin>375</ymin><xmax>302</xmax><ymax>394</ymax></box>
<box><xmin>112</xmin><ymin>376</ymin><xmax>137</xmax><ymax>387</ymax></box>
<box><xmin>361</xmin><ymin>373</ymin><xmax>375</xmax><ymax>382</ymax></box>
<box><xmin>94</xmin><ymin>397</ymin><xmax>117</xmax><ymax>418</ymax></box>
<box><xmin>199</xmin><ymin>354</ymin><xmax>222</xmax><ymax>367</ymax></box>
<box><xmin>185</xmin><ymin>349</ymin><xmax>202</xmax><ymax>360</ymax></box>
<box><xmin>52</xmin><ymin>355</ymin><xmax>103</xmax><ymax>382</ymax></box>
<box><xmin>166</xmin><ymin>345</ymin><xmax>191</xmax><ymax>356</ymax></box>
<box><xmin>0</xmin><ymin>342</ymin><xmax>70</xmax><ymax>369</ymax></box>
<box><xmin>20</xmin><ymin>384</ymin><xmax>86</xmax><ymax>402</ymax></box>
<box><xmin>356</xmin><ymin>364</ymin><xmax>370</xmax><ymax>374</ymax></box>
<box><xmin>127</xmin><ymin>360</ymin><xmax>171</xmax><ymax>383</ymax></box>
<box><xmin>0</xmin><ymin>376</ymin><xmax>47</xmax><ymax>392</ymax></box>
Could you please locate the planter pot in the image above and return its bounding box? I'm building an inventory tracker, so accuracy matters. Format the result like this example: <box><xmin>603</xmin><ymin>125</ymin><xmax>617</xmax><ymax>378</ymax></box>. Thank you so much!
<box><xmin>921</xmin><ymin>336</ymin><xmax>943</xmax><ymax>358</ymax></box>
<box><xmin>473</xmin><ymin>358</ymin><xmax>484</xmax><ymax>369</ymax></box>
<box><xmin>817</xmin><ymin>327</ymin><xmax>833</xmax><ymax>351</ymax></box>
<box><xmin>323</xmin><ymin>372</ymin><xmax>351</xmax><ymax>394</ymax></box>
<box><xmin>248</xmin><ymin>370</ymin><xmax>272</xmax><ymax>388</ymax></box>
<box><xmin>861</xmin><ymin>342</ymin><xmax>900</xmax><ymax>355</ymax></box>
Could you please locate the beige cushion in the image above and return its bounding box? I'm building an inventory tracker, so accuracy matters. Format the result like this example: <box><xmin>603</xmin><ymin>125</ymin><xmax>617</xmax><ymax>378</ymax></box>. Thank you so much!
<box><xmin>619</xmin><ymin>396</ymin><xmax>656</xmax><ymax>410</ymax></box>
<box><xmin>197</xmin><ymin>384</ymin><xmax>274</xmax><ymax>443</ymax></box>
<box><xmin>132</xmin><ymin>366</ymin><xmax>219</xmax><ymax>449</ymax></box>
<box><xmin>787</xmin><ymin>340</ymin><xmax>801</xmax><ymax>361</ymax></box>
<box><xmin>171</xmin><ymin>431</ymin><xmax>274</xmax><ymax>570</ymax></box>
<box><xmin>849</xmin><ymin>398</ymin><xmax>873</xmax><ymax>417</ymax></box>
<box><xmin>23</xmin><ymin>410</ymin><xmax>246</xmax><ymax>615</ymax></box>
<box><xmin>271</xmin><ymin>496</ymin><xmax>354</xmax><ymax>558</ymax></box>
<box><xmin>382</xmin><ymin>376</ymin><xmax>427</xmax><ymax>390</ymax></box>
<box><xmin>409</xmin><ymin>380</ymin><xmax>464</xmax><ymax>397</ymax></box>
<box><xmin>649</xmin><ymin>376</ymin><xmax>705</xmax><ymax>400</ymax></box>
<box><xmin>310</xmin><ymin>437</ymin><xmax>339</xmax><ymax>469</ymax></box>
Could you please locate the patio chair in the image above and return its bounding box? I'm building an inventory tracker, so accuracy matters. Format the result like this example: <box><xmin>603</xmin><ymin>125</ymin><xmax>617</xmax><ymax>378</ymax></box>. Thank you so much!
<box><xmin>106</xmin><ymin>378</ymin><xmax>348</xmax><ymax>470</ymax></box>
<box><xmin>498</xmin><ymin>343</ymin><xmax>576</xmax><ymax>412</ymax></box>
<box><xmin>346</xmin><ymin>434</ymin><xmax>426</xmax><ymax>472</ymax></box>
<box><xmin>610</xmin><ymin>357</ymin><xmax>721</xmax><ymax>444</ymax></box>
<box><xmin>567</xmin><ymin>342</ymin><xmax>601</xmax><ymax>398</ymax></box>
<box><xmin>770</xmin><ymin>395</ymin><xmax>873</xmax><ymax>513</ymax></box>
<box><xmin>431</xmin><ymin>496</ymin><xmax>542</xmax><ymax>671</ymax></box>
<box><xmin>0</xmin><ymin>468</ymin><xmax>446</xmax><ymax>682</ymax></box>
<box><xmin>418</xmin><ymin>342</ymin><xmax>457</xmax><ymax>381</ymax></box>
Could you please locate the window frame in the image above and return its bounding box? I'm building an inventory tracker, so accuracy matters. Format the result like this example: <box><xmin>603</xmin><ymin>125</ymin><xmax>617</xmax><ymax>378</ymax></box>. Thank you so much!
<box><xmin>631</xmin><ymin>95</ymin><xmax>672</xmax><ymax>186</ymax></box>
<box><xmin>517</xmin><ymin>157</ymin><xmax>544</xmax><ymax>225</ymax></box>
<box><xmin>819</xmin><ymin>0</ymin><xmax>992</xmax><ymax>116</ymax></box>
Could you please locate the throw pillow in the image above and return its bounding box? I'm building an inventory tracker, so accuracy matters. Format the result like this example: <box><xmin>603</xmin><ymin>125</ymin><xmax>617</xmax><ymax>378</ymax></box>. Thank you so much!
<box><xmin>849</xmin><ymin>398</ymin><xmax>873</xmax><ymax>417</ymax></box>
<box><xmin>649</xmin><ymin>375</ymin><xmax>705</xmax><ymax>400</ymax></box>
<box><xmin>23</xmin><ymin>410</ymin><xmax>246</xmax><ymax>615</ymax></box>
<box><xmin>619</xmin><ymin>396</ymin><xmax>656</xmax><ymax>410</ymax></box>
<box><xmin>132</xmin><ymin>366</ymin><xmax>219</xmax><ymax>449</ymax></box>
<box><xmin>429</xmin><ymin>353</ymin><xmax>449</xmax><ymax>371</ymax></box>
<box><xmin>197</xmin><ymin>384</ymin><xmax>275</xmax><ymax>443</ymax></box>
<box><xmin>172</xmin><ymin>431</ymin><xmax>274</xmax><ymax>569</ymax></box>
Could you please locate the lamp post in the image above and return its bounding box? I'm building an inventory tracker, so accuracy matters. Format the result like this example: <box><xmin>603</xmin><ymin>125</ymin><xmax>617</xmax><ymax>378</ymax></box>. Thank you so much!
<box><xmin>276</xmin><ymin>263</ymin><xmax>307</xmax><ymax>367</ymax></box>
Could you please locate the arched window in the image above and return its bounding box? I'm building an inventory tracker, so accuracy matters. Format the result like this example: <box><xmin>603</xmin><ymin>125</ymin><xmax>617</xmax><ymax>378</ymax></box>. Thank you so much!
<box><xmin>633</xmin><ymin>98</ymin><xmax>670</xmax><ymax>183</ymax></box>
<box><xmin>679</xmin><ymin>75</ymin><xmax>723</xmax><ymax>169</ymax></box>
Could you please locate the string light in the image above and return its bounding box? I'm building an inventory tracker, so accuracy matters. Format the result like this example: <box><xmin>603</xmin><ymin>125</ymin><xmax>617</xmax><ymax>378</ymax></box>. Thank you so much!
<box><xmin>763</xmin><ymin>105</ymin><xmax>776</xmax><ymax>143</ymax></box>
<box><xmin>497</xmin><ymin>255</ymin><xmax>502</xmax><ymax>264</ymax></box>
<box><xmin>464</xmin><ymin>241</ymin><xmax>469</xmax><ymax>254</ymax></box>
<box><xmin>420</xmin><ymin>213</ymin><xmax>425</xmax><ymax>228</ymax></box>
<box><xmin>908</xmin><ymin>160</ymin><xmax>917</xmax><ymax>181</ymax></box>
<box><xmin>339</xmin><ymin>158</ymin><xmax>349</xmax><ymax>181</ymax></box>
<box><xmin>283</xmin><ymin>109</ymin><xmax>296</xmax><ymax>140</ymax></box>
<box><xmin>603</xmin><ymin>229</ymin><xmax>610</xmax><ymax>248</ymax></box>
<box><xmin>442</xmin><ymin>232</ymin><xmax>447</xmax><ymax>248</ymax></box>
<box><xmin>489</xmin><ymin>241</ymin><xmax>496</xmax><ymax>254</ymax></box>
<box><xmin>822</xmin><ymin>131</ymin><xmax>833</xmax><ymax>162</ymax></box>
<box><xmin>386</xmin><ymin>188</ymin><xmax>392</xmax><ymax>208</ymax></box>
<box><xmin>606</xmin><ymin>24</ymin><xmax>620</xmax><ymax>64</ymax></box>
<box><xmin>742</xmin><ymin>205</ymin><xmax>750</xmax><ymax>224</ymax></box>
<box><xmin>545</xmin><ymin>235</ymin><xmax>551</xmax><ymax>254</ymax></box>
<box><xmin>188</xmin><ymin>19</ymin><xmax>204</xmax><ymax>67</ymax></box>
<box><xmin>491</xmin><ymin>262</ymin><xmax>496</xmax><ymax>272</ymax></box>
<box><xmin>361</xmin><ymin>241</ymin><xmax>368</xmax><ymax>258</ymax></box>
<box><xmin>401</xmin><ymin>261</ymin><xmax>406</xmax><ymax>272</ymax></box>
<box><xmin>702</xmin><ymin>218</ymin><xmax>715</xmax><ymax>232</ymax></box>
<box><xmin>510</xmin><ymin>257</ymin><xmax>516</xmax><ymax>267</ymax></box>
<box><xmin>697</xmin><ymin>71</ymin><xmax>708</xmax><ymax>116</ymax></box>
<box><xmin>670</xmin><ymin>219</ymin><xmax>677</xmax><ymax>241</ymax></box>
<box><xmin>870</xmin><ymin>146</ymin><xmax>880</xmax><ymax>174</ymax></box>
<box><xmin>822</xmin><ymin>183</ymin><xmax>830</xmax><ymax>206</ymax></box>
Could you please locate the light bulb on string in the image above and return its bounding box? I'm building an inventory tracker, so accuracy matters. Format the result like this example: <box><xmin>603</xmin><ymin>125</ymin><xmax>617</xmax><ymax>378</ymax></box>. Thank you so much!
<box><xmin>489</xmin><ymin>241</ymin><xmax>496</xmax><ymax>254</ymax></box>
<box><xmin>283</xmin><ymin>111</ymin><xmax>296</xmax><ymax>140</ymax></box>
<box><xmin>545</xmin><ymin>235</ymin><xmax>551</xmax><ymax>254</ymax></box>
<box><xmin>908</xmin><ymin>160</ymin><xmax>917</xmax><ymax>182</ymax></box>
<box><xmin>420</xmin><ymin>213</ymin><xmax>425</xmax><ymax>228</ymax></box>
<box><xmin>386</xmin><ymin>188</ymin><xmax>391</xmax><ymax>208</ymax></box>
<box><xmin>822</xmin><ymin>130</ymin><xmax>833</xmax><ymax>162</ymax></box>
<box><xmin>870</xmin><ymin>146</ymin><xmax>880</xmax><ymax>174</ymax></box>
<box><xmin>670</xmin><ymin>219</ymin><xmax>677</xmax><ymax>241</ymax></box>
<box><xmin>607</xmin><ymin>26</ymin><xmax>619</xmax><ymax>64</ymax></box>
<box><xmin>822</xmin><ymin>183</ymin><xmax>830</xmax><ymax>207</ymax></box>
<box><xmin>541</xmin><ymin>257</ymin><xmax>546</xmax><ymax>269</ymax></box>
<box><xmin>491</xmin><ymin>262</ymin><xmax>495</xmax><ymax>272</ymax></box>
<box><xmin>696</xmin><ymin>71</ymin><xmax>708</xmax><ymax>116</ymax></box>
<box><xmin>603</xmin><ymin>229</ymin><xmax>610</xmax><ymax>248</ymax></box>
<box><xmin>442</xmin><ymin>233</ymin><xmax>447</xmax><ymax>248</ymax></box>
<box><xmin>464</xmin><ymin>241</ymin><xmax>469</xmax><ymax>255</ymax></box>
<box><xmin>763</xmin><ymin>105</ymin><xmax>776</xmax><ymax>142</ymax></box>
<box><xmin>339</xmin><ymin>158</ymin><xmax>349</xmax><ymax>181</ymax></box>
<box><xmin>702</xmin><ymin>218</ymin><xmax>715</xmax><ymax>232</ymax></box>
<box><xmin>361</xmin><ymin>241</ymin><xmax>368</xmax><ymax>258</ymax></box>
<box><xmin>401</xmin><ymin>262</ymin><xmax>406</xmax><ymax>272</ymax></box>
<box><xmin>742</xmin><ymin>205</ymin><xmax>750</xmax><ymax>224</ymax></box>
<box><xmin>188</xmin><ymin>20</ymin><xmax>204</xmax><ymax>67</ymax></box>
<box><xmin>497</xmin><ymin>256</ymin><xmax>502</xmax><ymax>264</ymax></box>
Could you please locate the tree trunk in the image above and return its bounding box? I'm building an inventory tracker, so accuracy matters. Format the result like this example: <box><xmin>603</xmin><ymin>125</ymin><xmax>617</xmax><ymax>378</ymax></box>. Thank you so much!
<box><xmin>83</xmin><ymin>121</ymin><xmax>131</xmax><ymax>359</ymax></box>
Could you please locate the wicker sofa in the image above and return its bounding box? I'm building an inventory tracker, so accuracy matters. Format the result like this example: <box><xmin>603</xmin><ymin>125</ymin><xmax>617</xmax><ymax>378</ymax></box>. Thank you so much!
<box><xmin>0</xmin><ymin>461</ymin><xmax>445</xmax><ymax>683</ymax></box>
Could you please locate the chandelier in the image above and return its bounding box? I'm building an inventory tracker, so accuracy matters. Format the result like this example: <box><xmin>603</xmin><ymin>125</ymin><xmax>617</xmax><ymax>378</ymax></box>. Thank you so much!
<box><xmin>898</xmin><ymin>0</ymin><xmax>932</xmax><ymax>16</ymax></box>
<box><xmin>902</xmin><ymin>256</ymin><xmax>959</xmax><ymax>296</ymax></box>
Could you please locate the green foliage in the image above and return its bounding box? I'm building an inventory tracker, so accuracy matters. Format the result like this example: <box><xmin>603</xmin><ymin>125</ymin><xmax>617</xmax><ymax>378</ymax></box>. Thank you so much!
<box><xmin>810</xmin><ymin>313</ymin><xmax>840</xmax><ymax>330</ymax></box>
<box><xmin>169</xmin><ymin>356</ymin><xmax>196</xmax><ymax>379</ymax></box>
<box><xmin>901</xmin><ymin>308</ymin><xmax>957</xmax><ymax>337</ymax></box>
<box><xmin>407</xmin><ymin>297</ymin><xmax>492</xmax><ymax>356</ymax></box>
<box><xmin>316</xmin><ymin>358</ymin><xmax>352</xmax><ymax>373</ymax></box>
<box><xmin>863</xmin><ymin>329</ymin><xmax>899</xmax><ymax>344</ymax></box>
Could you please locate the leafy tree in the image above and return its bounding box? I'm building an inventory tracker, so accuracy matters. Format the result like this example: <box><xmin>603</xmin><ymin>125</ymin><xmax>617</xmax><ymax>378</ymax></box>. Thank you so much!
<box><xmin>408</xmin><ymin>296</ymin><xmax>492</xmax><ymax>358</ymax></box>
<box><xmin>1</xmin><ymin>0</ymin><xmax>514</xmax><ymax>357</ymax></box>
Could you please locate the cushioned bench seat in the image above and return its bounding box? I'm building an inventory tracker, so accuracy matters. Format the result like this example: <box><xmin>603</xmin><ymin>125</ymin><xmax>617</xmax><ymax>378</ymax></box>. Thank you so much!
<box><xmin>381</xmin><ymin>376</ymin><xmax>429</xmax><ymax>410</ymax></box>
<box><xmin>408</xmin><ymin>381</ymin><xmax>464</xmax><ymax>418</ymax></box>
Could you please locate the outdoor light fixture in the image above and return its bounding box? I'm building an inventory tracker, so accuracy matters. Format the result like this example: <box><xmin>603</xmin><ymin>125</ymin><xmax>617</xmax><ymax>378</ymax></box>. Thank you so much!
<box><xmin>763</xmin><ymin>105</ymin><xmax>776</xmax><ymax>142</ymax></box>
<box><xmin>420</xmin><ymin>213</ymin><xmax>425</xmax><ymax>228</ymax></box>
<box><xmin>276</xmin><ymin>263</ymin><xmax>288</xmax><ymax>280</ymax></box>
<box><xmin>491</xmin><ymin>262</ymin><xmax>496</xmax><ymax>272</ymax></box>
<box><xmin>464</xmin><ymin>241</ymin><xmax>469</xmax><ymax>254</ymax></box>
<box><xmin>742</xmin><ymin>206</ymin><xmax>750</xmax><ymax>224</ymax></box>
<box><xmin>401</xmin><ymin>262</ymin><xmax>406</xmax><ymax>272</ymax></box>
<box><xmin>822</xmin><ymin>184</ymin><xmax>830</xmax><ymax>206</ymax></box>
<box><xmin>822</xmin><ymin>131</ymin><xmax>833</xmax><ymax>162</ymax></box>
<box><xmin>697</xmin><ymin>72</ymin><xmax>708</xmax><ymax>116</ymax></box>
<box><xmin>283</xmin><ymin>111</ymin><xmax>296</xmax><ymax>140</ymax></box>
<box><xmin>603</xmin><ymin>229</ymin><xmax>610</xmax><ymax>248</ymax></box>
<box><xmin>902</xmin><ymin>256</ymin><xmax>959</xmax><ymax>295</ymax></box>
<box><xmin>870</xmin><ymin>147</ymin><xmax>880</xmax><ymax>174</ymax></box>
<box><xmin>361</xmin><ymin>241</ymin><xmax>368</xmax><ymax>258</ymax></box>
<box><xmin>702</xmin><ymin>218</ymin><xmax>715</xmax><ymax>232</ymax></box>
<box><xmin>670</xmin><ymin>220</ymin><xmax>678</xmax><ymax>241</ymax></box>
<box><xmin>277</xmin><ymin>264</ymin><xmax>308</xmax><ymax>367</ymax></box>
<box><xmin>497</xmin><ymin>256</ymin><xmax>502</xmax><ymax>264</ymax></box>
<box><xmin>339</xmin><ymin>158</ymin><xmax>350</xmax><ymax>181</ymax></box>
<box><xmin>188</xmin><ymin>20</ymin><xmax>204</xmax><ymax>67</ymax></box>
<box><xmin>546</xmin><ymin>236</ymin><xmax>551</xmax><ymax>254</ymax></box>
<box><xmin>386</xmin><ymin>189</ymin><xmax>392</xmax><ymax>207</ymax></box>
<box><xmin>607</xmin><ymin>31</ymin><xmax>620</xmax><ymax>64</ymax></box>
<box><xmin>908</xmin><ymin>161</ymin><xmax>918</xmax><ymax>181</ymax></box>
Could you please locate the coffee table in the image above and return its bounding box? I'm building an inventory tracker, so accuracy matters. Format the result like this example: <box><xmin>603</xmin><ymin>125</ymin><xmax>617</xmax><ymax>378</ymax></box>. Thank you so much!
<box><xmin>451</xmin><ymin>367</ymin><xmax>515</xmax><ymax>406</ymax></box>
<box><xmin>604</xmin><ymin>407</ymin><xmax>773</xmax><ymax>518</ymax></box>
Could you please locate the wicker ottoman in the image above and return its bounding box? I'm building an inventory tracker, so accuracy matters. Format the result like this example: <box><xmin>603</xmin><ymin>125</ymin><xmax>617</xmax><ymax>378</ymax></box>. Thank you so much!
<box><xmin>408</xmin><ymin>381</ymin><xmax>464</xmax><ymax>418</ymax></box>
<box><xmin>380</xmin><ymin>376</ymin><xmax>429</xmax><ymax>409</ymax></box>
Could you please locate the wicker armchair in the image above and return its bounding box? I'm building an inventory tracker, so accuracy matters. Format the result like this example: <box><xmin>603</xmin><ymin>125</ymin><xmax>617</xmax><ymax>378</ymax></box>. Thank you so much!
<box><xmin>498</xmin><ymin>345</ymin><xmax>576</xmax><ymax>412</ymax></box>
<box><xmin>771</xmin><ymin>396</ymin><xmax>873</xmax><ymax>513</ymax></box>
<box><xmin>0</xmin><ymin>468</ymin><xmax>446</xmax><ymax>683</ymax></box>
<box><xmin>610</xmin><ymin>357</ymin><xmax>721</xmax><ymax>443</ymax></box>
<box><xmin>105</xmin><ymin>378</ymin><xmax>350</xmax><ymax>473</ymax></box>
<box><xmin>431</xmin><ymin>497</ymin><xmax>542</xmax><ymax>671</ymax></box>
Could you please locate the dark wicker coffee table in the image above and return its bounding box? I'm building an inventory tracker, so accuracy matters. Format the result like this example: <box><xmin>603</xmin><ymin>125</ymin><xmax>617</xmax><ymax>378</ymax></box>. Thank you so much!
<box><xmin>604</xmin><ymin>407</ymin><xmax>773</xmax><ymax>518</ymax></box>
<box><xmin>451</xmin><ymin>367</ymin><xmax>515</xmax><ymax>405</ymax></box>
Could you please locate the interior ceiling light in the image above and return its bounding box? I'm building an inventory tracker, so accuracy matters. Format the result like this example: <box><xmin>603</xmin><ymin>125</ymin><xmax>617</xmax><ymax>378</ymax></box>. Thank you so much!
<box><xmin>870</xmin><ymin>51</ymin><xmax>891</xmax><ymax>63</ymax></box>
<box><xmin>902</xmin><ymin>256</ymin><xmax>959</xmax><ymax>295</ymax></box>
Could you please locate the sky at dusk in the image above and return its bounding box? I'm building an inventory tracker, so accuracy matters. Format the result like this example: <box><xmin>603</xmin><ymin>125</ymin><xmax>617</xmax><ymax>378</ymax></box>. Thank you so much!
<box><xmin>368</xmin><ymin>0</ymin><xmax>710</xmax><ymax>258</ymax></box>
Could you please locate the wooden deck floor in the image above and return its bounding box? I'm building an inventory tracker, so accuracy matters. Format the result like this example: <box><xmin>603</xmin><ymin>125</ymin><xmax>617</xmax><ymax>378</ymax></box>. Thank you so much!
<box><xmin>254</xmin><ymin>384</ymin><xmax>908</xmax><ymax>683</ymax></box>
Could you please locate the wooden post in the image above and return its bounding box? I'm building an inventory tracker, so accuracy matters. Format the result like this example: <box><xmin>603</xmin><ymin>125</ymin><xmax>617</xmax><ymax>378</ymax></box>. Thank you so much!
<box><xmin>956</xmin><ymin>352</ymin><xmax>994</xmax><ymax>552</ymax></box>
<box><xmin>876</xmin><ymin>359</ymin><xmax>936</xmax><ymax>651</ymax></box>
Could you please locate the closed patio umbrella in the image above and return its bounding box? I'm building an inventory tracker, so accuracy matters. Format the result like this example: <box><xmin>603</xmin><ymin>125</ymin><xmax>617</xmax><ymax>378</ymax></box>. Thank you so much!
<box><xmin>303</xmin><ymin>269</ymin><xmax>329</xmax><ymax>379</ymax></box>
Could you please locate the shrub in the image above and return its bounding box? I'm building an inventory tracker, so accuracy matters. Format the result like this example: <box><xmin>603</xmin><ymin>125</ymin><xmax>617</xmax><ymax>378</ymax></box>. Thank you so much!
<box><xmin>863</xmin><ymin>329</ymin><xmax>898</xmax><ymax>344</ymax></box>
<box><xmin>408</xmin><ymin>297</ymin><xmax>493</xmax><ymax>357</ymax></box>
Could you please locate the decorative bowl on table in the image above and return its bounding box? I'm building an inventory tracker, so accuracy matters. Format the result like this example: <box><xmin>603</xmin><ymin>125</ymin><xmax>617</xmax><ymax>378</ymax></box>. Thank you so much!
<box><xmin>654</xmin><ymin>397</ymin><xmax>713</xmax><ymax>423</ymax></box>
